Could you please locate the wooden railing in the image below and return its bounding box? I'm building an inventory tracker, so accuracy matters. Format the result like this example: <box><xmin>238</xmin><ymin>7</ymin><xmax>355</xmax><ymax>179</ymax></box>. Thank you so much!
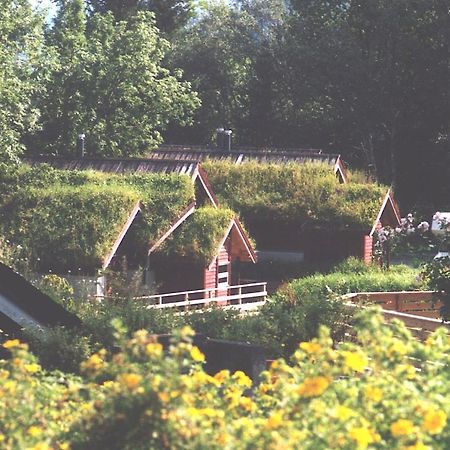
<box><xmin>344</xmin><ymin>291</ymin><xmax>441</xmax><ymax>318</ymax></box>
<box><xmin>343</xmin><ymin>291</ymin><xmax>448</xmax><ymax>340</ymax></box>
<box><xmin>135</xmin><ymin>282</ymin><xmax>268</xmax><ymax>311</ymax></box>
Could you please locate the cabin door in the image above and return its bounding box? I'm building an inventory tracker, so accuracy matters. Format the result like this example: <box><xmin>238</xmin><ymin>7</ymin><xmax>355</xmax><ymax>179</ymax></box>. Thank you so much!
<box><xmin>217</xmin><ymin>245</ymin><xmax>231</xmax><ymax>299</ymax></box>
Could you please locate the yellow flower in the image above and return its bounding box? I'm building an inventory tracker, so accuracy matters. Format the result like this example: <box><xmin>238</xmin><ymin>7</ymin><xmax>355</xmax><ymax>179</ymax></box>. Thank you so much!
<box><xmin>82</xmin><ymin>353</ymin><xmax>104</xmax><ymax>372</ymax></box>
<box><xmin>335</xmin><ymin>405</ymin><xmax>354</xmax><ymax>420</ymax></box>
<box><xmin>24</xmin><ymin>363</ymin><xmax>41</xmax><ymax>374</ymax></box>
<box><xmin>158</xmin><ymin>392</ymin><xmax>170</xmax><ymax>403</ymax></box>
<box><xmin>299</xmin><ymin>341</ymin><xmax>322</xmax><ymax>354</ymax></box>
<box><xmin>146</xmin><ymin>342</ymin><xmax>163</xmax><ymax>357</ymax></box>
<box><xmin>266</xmin><ymin>411</ymin><xmax>283</xmax><ymax>429</ymax></box>
<box><xmin>405</xmin><ymin>441</ymin><xmax>429</xmax><ymax>450</ymax></box>
<box><xmin>3</xmin><ymin>339</ymin><xmax>21</xmax><ymax>349</ymax></box>
<box><xmin>190</xmin><ymin>346</ymin><xmax>205</xmax><ymax>363</ymax></box>
<box><xmin>214</xmin><ymin>369</ymin><xmax>230</xmax><ymax>384</ymax></box>
<box><xmin>28</xmin><ymin>426</ymin><xmax>43</xmax><ymax>437</ymax></box>
<box><xmin>348</xmin><ymin>427</ymin><xmax>375</xmax><ymax>449</ymax></box>
<box><xmin>26</xmin><ymin>444</ymin><xmax>50</xmax><ymax>450</ymax></box>
<box><xmin>59</xmin><ymin>444</ymin><xmax>70</xmax><ymax>450</ymax></box>
<box><xmin>342</xmin><ymin>351</ymin><xmax>368</xmax><ymax>373</ymax></box>
<box><xmin>4</xmin><ymin>380</ymin><xmax>16</xmax><ymax>394</ymax></box>
<box><xmin>118</xmin><ymin>373</ymin><xmax>142</xmax><ymax>390</ymax></box>
<box><xmin>423</xmin><ymin>409</ymin><xmax>446</xmax><ymax>434</ymax></box>
<box><xmin>232</xmin><ymin>371</ymin><xmax>252</xmax><ymax>388</ymax></box>
<box><xmin>365</xmin><ymin>386</ymin><xmax>383</xmax><ymax>403</ymax></box>
<box><xmin>297</xmin><ymin>376</ymin><xmax>330</xmax><ymax>397</ymax></box>
<box><xmin>239</xmin><ymin>396</ymin><xmax>255</xmax><ymax>412</ymax></box>
<box><xmin>391</xmin><ymin>419</ymin><xmax>414</xmax><ymax>437</ymax></box>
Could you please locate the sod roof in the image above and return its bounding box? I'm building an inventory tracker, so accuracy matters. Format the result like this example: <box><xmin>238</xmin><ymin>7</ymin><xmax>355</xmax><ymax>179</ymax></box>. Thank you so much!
<box><xmin>0</xmin><ymin>164</ymin><xmax>195</xmax><ymax>273</ymax></box>
<box><xmin>202</xmin><ymin>161</ymin><xmax>389</xmax><ymax>231</ymax></box>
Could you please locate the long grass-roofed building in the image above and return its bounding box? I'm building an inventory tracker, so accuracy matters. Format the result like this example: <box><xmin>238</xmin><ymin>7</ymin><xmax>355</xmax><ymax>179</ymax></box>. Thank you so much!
<box><xmin>4</xmin><ymin>160</ymin><xmax>256</xmax><ymax>297</ymax></box>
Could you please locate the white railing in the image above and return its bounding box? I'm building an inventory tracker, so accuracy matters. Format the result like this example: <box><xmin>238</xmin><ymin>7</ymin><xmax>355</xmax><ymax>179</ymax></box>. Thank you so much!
<box><xmin>135</xmin><ymin>282</ymin><xmax>267</xmax><ymax>311</ymax></box>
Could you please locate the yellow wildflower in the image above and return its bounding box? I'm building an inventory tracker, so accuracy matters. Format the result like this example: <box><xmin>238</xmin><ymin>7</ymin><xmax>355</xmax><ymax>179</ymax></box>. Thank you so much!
<box><xmin>146</xmin><ymin>342</ymin><xmax>163</xmax><ymax>357</ymax></box>
<box><xmin>82</xmin><ymin>353</ymin><xmax>104</xmax><ymax>372</ymax></box>
<box><xmin>232</xmin><ymin>371</ymin><xmax>252</xmax><ymax>388</ymax></box>
<box><xmin>342</xmin><ymin>351</ymin><xmax>368</xmax><ymax>373</ymax></box>
<box><xmin>405</xmin><ymin>441</ymin><xmax>429</xmax><ymax>450</ymax></box>
<box><xmin>423</xmin><ymin>409</ymin><xmax>446</xmax><ymax>434</ymax></box>
<box><xmin>4</xmin><ymin>380</ymin><xmax>16</xmax><ymax>394</ymax></box>
<box><xmin>335</xmin><ymin>405</ymin><xmax>354</xmax><ymax>420</ymax></box>
<box><xmin>239</xmin><ymin>396</ymin><xmax>255</xmax><ymax>412</ymax></box>
<box><xmin>158</xmin><ymin>392</ymin><xmax>170</xmax><ymax>403</ymax></box>
<box><xmin>24</xmin><ymin>363</ymin><xmax>41</xmax><ymax>374</ymax></box>
<box><xmin>391</xmin><ymin>419</ymin><xmax>414</xmax><ymax>437</ymax></box>
<box><xmin>365</xmin><ymin>386</ymin><xmax>383</xmax><ymax>403</ymax></box>
<box><xmin>190</xmin><ymin>346</ymin><xmax>205</xmax><ymax>363</ymax></box>
<box><xmin>27</xmin><ymin>426</ymin><xmax>43</xmax><ymax>437</ymax></box>
<box><xmin>297</xmin><ymin>376</ymin><xmax>330</xmax><ymax>397</ymax></box>
<box><xmin>265</xmin><ymin>411</ymin><xmax>283</xmax><ymax>429</ymax></box>
<box><xmin>214</xmin><ymin>369</ymin><xmax>230</xmax><ymax>384</ymax></box>
<box><xmin>348</xmin><ymin>427</ymin><xmax>375</xmax><ymax>449</ymax></box>
<box><xmin>3</xmin><ymin>339</ymin><xmax>21</xmax><ymax>349</ymax></box>
<box><xmin>59</xmin><ymin>444</ymin><xmax>70</xmax><ymax>450</ymax></box>
<box><xmin>299</xmin><ymin>341</ymin><xmax>322</xmax><ymax>354</ymax></box>
<box><xmin>26</xmin><ymin>444</ymin><xmax>50</xmax><ymax>450</ymax></box>
<box><xmin>119</xmin><ymin>373</ymin><xmax>142</xmax><ymax>390</ymax></box>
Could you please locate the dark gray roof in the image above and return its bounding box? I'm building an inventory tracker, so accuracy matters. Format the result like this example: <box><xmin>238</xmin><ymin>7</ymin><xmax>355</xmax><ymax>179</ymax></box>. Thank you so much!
<box><xmin>148</xmin><ymin>145</ymin><xmax>341</xmax><ymax>167</ymax></box>
<box><xmin>25</xmin><ymin>157</ymin><xmax>200</xmax><ymax>178</ymax></box>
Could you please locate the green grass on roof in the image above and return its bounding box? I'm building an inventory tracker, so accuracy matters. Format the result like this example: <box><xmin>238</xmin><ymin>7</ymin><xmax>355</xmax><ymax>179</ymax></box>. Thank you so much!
<box><xmin>160</xmin><ymin>207</ymin><xmax>235</xmax><ymax>264</ymax></box>
<box><xmin>202</xmin><ymin>161</ymin><xmax>388</xmax><ymax>230</ymax></box>
<box><xmin>0</xmin><ymin>164</ymin><xmax>194</xmax><ymax>272</ymax></box>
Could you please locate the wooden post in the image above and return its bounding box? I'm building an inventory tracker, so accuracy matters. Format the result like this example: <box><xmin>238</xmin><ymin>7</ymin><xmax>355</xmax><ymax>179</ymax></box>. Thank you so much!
<box><xmin>238</xmin><ymin>286</ymin><xmax>242</xmax><ymax>305</ymax></box>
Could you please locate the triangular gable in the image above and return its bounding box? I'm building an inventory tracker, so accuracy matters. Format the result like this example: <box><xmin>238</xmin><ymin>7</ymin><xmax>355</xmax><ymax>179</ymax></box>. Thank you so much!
<box><xmin>102</xmin><ymin>201</ymin><xmax>142</xmax><ymax>269</ymax></box>
<box><xmin>147</xmin><ymin>201</ymin><xmax>197</xmax><ymax>255</ymax></box>
<box><xmin>192</xmin><ymin>165</ymin><xmax>219</xmax><ymax>207</ymax></box>
<box><xmin>208</xmin><ymin>218</ymin><xmax>257</xmax><ymax>269</ymax></box>
<box><xmin>369</xmin><ymin>189</ymin><xmax>401</xmax><ymax>237</ymax></box>
<box><xmin>334</xmin><ymin>156</ymin><xmax>348</xmax><ymax>184</ymax></box>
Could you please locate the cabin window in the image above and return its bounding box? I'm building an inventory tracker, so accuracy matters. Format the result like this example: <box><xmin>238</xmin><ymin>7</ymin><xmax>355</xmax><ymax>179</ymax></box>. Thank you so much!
<box><xmin>217</xmin><ymin>261</ymin><xmax>229</xmax><ymax>288</ymax></box>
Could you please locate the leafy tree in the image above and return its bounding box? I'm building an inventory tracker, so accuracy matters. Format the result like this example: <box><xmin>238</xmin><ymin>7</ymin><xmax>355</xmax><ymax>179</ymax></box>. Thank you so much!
<box><xmin>86</xmin><ymin>0</ymin><xmax>194</xmax><ymax>34</ymax></box>
<box><xmin>33</xmin><ymin>5</ymin><xmax>199</xmax><ymax>157</ymax></box>
<box><xmin>0</xmin><ymin>0</ymin><xmax>49</xmax><ymax>162</ymax></box>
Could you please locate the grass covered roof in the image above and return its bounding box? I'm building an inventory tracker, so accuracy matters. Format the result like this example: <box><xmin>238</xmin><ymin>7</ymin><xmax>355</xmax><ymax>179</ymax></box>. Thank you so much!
<box><xmin>159</xmin><ymin>207</ymin><xmax>236</xmax><ymax>264</ymax></box>
<box><xmin>0</xmin><ymin>164</ymin><xmax>194</xmax><ymax>273</ymax></box>
<box><xmin>202</xmin><ymin>161</ymin><xmax>388</xmax><ymax>231</ymax></box>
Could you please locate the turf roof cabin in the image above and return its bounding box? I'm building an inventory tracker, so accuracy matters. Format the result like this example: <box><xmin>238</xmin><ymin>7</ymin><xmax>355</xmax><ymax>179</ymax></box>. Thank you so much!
<box><xmin>13</xmin><ymin>159</ymin><xmax>256</xmax><ymax>297</ymax></box>
<box><xmin>191</xmin><ymin>161</ymin><xmax>401</xmax><ymax>266</ymax></box>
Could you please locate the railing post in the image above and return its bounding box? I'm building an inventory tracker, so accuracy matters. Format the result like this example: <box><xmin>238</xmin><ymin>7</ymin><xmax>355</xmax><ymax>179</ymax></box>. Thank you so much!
<box><xmin>185</xmin><ymin>292</ymin><xmax>189</xmax><ymax>311</ymax></box>
<box><xmin>158</xmin><ymin>296</ymin><xmax>162</xmax><ymax>306</ymax></box>
<box><xmin>238</xmin><ymin>286</ymin><xmax>242</xmax><ymax>305</ymax></box>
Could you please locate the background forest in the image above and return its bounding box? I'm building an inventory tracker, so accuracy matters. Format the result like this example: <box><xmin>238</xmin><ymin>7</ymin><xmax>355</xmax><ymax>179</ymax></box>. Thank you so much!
<box><xmin>1</xmin><ymin>0</ymin><xmax>449</xmax><ymax>211</ymax></box>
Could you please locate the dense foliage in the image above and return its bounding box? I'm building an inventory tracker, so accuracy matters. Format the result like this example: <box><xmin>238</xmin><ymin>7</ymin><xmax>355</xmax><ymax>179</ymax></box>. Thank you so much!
<box><xmin>32</xmin><ymin>3</ymin><xmax>199</xmax><ymax>157</ymax></box>
<box><xmin>0</xmin><ymin>164</ymin><xmax>194</xmax><ymax>272</ymax></box>
<box><xmin>203</xmin><ymin>161</ymin><xmax>388</xmax><ymax>230</ymax></box>
<box><xmin>0</xmin><ymin>1</ymin><xmax>50</xmax><ymax>162</ymax></box>
<box><xmin>161</xmin><ymin>207</ymin><xmax>236</xmax><ymax>264</ymax></box>
<box><xmin>4</xmin><ymin>310</ymin><xmax>450</xmax><ymax>449</ymax></box>
<box><xmin>283</xmin><ymin>259</ymin><xmax>422</xmax><ymax>300</ymax></box>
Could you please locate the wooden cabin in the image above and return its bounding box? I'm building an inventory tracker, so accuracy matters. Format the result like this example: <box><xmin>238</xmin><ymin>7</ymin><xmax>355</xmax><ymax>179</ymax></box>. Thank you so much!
<box><xmin>147</xmin><ymin>212</ymin><xmax>257</xmax><ymax>295</ymax></box>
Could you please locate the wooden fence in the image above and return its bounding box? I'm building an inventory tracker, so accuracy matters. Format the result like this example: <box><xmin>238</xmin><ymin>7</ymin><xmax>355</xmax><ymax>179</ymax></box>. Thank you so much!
<box><xmin>343</xmin><ymin>291</ymin><xmax>449</xmax><ymax>339</ymax></box>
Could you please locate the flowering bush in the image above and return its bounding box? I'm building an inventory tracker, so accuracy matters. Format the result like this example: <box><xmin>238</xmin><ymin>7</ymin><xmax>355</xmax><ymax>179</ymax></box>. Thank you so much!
<box><xmin>3</xmin><ymin>309</ymin><xmax>450</xmax><ymax>449</ymax></box>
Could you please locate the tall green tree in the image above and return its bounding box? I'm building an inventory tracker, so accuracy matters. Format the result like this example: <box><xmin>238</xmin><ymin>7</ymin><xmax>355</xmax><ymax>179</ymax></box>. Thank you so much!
<box><xmin>86</xmin><ymin>0</ymin><xmax>194</xmax><ymax>34</ymax></box>
<box><xmin>33</xmin><ymin>5</ymin><xmax>199</xmax><ymax>156</ymax></box>
<box><xmin>0</xmin><ymin>0</ymin><xmax>48</xmax><ymax>162</ymax></box>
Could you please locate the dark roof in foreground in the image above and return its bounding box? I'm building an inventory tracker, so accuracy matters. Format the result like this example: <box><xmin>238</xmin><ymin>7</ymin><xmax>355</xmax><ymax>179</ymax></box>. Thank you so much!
<box><xmin>25</xmin><ymin>157</ymin><xmax>201</xmax><ymax>178</ymax></box>
<box><xmin>0</xmin><ymin>262</ymin><xmax>81</xmax><ymax>336</ymax></box>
